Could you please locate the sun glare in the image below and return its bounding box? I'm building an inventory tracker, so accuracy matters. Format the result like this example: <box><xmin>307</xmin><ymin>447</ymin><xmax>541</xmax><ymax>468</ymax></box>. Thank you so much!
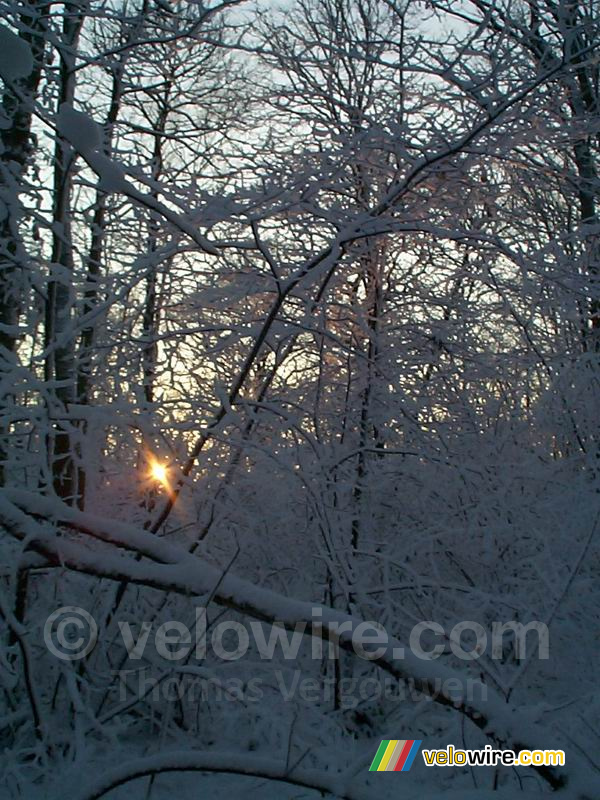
<box><xmin>150</xmin><ymin>461</ymin><xmax>168</xmax><ymax>486</ymax></box>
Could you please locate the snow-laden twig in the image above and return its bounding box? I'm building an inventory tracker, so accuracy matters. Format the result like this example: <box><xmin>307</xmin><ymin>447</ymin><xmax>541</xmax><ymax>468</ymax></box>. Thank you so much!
<box><xmin>74</xmin><ymin>750</ymin><xmax>377</xmax><ymax>800</ymax></box>
<box><xmin>2</xmin><ymin>489</ymin><xmax>597</xmax><ymax>797</ymax></box>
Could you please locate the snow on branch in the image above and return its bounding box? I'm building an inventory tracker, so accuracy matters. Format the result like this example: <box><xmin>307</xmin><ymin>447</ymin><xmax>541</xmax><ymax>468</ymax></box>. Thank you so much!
<box><xmin>75</xmin><ymin>751</ymin><xmax>374</xmax><ymax>800</ymax></box>
<box><xmin>2</xmin><ymin>490</ymin><xmax>595</xmax><ymax>797</ymax></box>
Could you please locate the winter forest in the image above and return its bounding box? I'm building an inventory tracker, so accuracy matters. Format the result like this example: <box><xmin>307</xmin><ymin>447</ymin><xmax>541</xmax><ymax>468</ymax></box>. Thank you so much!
<box><xmin>1</xmin><ymin>0</ymin><xmax>599</xmax><ymax>797</ymax></box>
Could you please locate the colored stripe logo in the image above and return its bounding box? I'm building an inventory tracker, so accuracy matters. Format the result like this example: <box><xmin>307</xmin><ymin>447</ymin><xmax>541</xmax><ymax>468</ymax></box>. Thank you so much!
<box><xmin>369</xmin><ymin>740</ymin><xmax>422</xmax><ymax>772</ymax></box>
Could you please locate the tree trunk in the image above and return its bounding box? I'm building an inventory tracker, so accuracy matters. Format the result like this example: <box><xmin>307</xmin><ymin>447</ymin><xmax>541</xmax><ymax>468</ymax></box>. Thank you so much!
<box><xmin>0</xmin><ymin>1</ymin><xmax>49</xmax><ymax>485</ymax></box>
<box><xmin>44</xmin><ymin>2</ymin><xmax>86</xmax><ymax>503</ymax></box>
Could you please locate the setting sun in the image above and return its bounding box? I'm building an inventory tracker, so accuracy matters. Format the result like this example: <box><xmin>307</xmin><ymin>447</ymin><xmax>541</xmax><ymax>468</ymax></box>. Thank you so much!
<box><xmin>150</xmin><ymin>461</ymin><xmax>168</xmax><ymax>486</ymax></box>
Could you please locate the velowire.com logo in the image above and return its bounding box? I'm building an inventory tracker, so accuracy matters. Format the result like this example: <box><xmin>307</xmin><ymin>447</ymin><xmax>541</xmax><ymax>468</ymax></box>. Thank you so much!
<box><xmin>369</xmin><ymin>740</ymin><xmax>422</xmax><ymax>772</ymax></box>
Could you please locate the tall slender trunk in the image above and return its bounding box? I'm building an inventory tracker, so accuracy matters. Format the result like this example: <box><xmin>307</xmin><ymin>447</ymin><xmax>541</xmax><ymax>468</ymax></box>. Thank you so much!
<box><xmin>350</xmin><ymin>242</ymin><xmax>384</xmax><ymax>554</ymax></box>
<box><xmin>44</xmin><ymin>2</ymin><xmax>86</xmax><ymax>503</ymax></box>
<box><xmin>1</xmin><ymin>1</ymin><xmax>50</xmax><ymax>650</ymax></box>
<box><xmin>141</xmin><ymin>83</ymin><xmax>172</xmax><ymax>404</ymax></box>
<box><xmin>0</xmin><ymin>1</ymin><xmax>49</xmax><ymax>485</ymax></box>
<box><xmin>76</xmin><ymin>56</ymin><xmax>127</xmax><ymax>506</ymax></box>
<box><xmin>565</xmin><ymin>7</ymin><xmax>600</xmax><ymax>351</ymax></box>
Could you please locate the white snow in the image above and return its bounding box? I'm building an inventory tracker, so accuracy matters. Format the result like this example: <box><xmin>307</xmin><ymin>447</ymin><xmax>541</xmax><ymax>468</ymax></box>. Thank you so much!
<box><xmin>1</xmin><ymin>488</ymin><xmax>593</xmax><ymax>797</ymax></box>
<box><xmin>57</xmin><ymin>103</ymin><xmax>102</xmax><ymax>153</ymax></box>
<box><xmin>0</xmin><ymin>25</ymin><xmax>33</xmax><ymax>81</ymax></box>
